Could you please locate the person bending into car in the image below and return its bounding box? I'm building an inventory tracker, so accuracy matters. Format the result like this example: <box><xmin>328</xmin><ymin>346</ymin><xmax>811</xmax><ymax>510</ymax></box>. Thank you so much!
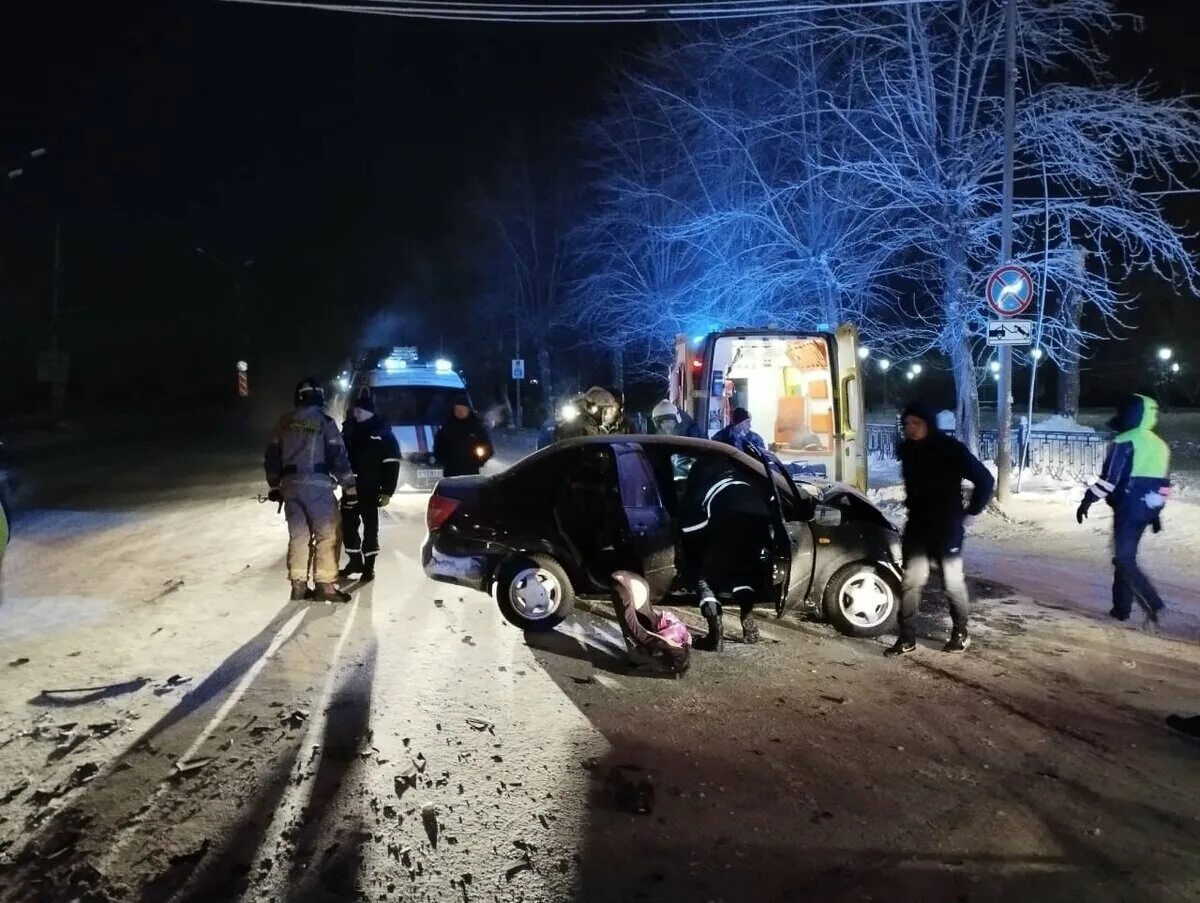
<box><xmin>680</xmin><ymin>454</ymin><xmax>773</xmax><ymax>650</ymax></box>
<box><xmin>887</xmin><ymin>402</ymin><xmax>994</xmax><ymax>657</ymax></box>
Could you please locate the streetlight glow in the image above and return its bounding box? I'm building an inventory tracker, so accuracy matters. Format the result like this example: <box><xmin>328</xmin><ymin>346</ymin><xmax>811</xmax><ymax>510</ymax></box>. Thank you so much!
<box><xmin>989</xmin><ymin>360</ymin><xmax>1001</xmax><ymax>374</ymax></box>
<box><xmin>858</xmin><ymin>346</ymin><xmax>870</xmax><ymax>360</ymax></box>
<box><xmin>910</xmin><ymin>363</ymin><xmax>922</xmax><ymax>375</ymax></box>
<box><xmin>906</xmin><ymin>372</ymin><xmax>915</xmax><ymax>381</ymax></box>
<box><xmin>878</xmin><ymin>358</ymin><xmax>891</xmax><ymax>372</ymax></box>
<box><xmin>1158</xmin><ymin>347</ymin><xmax>1173</xmax><ymax>362</ymax></box>
<box><xmin>1171</xmin><ymin>362</ymin><xmax>1181</xmax><ymax>374</ymax></box>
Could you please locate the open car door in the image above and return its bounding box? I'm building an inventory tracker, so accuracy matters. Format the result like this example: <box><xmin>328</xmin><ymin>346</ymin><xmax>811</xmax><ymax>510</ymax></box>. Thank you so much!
<box><xmin>834</xmin><ymin>323</ymin><xmax>868</xmax><ymax>491</ymax></box>
<box><xmin>611</xmin><ymin>443</ymin><xmax>678</xmax><ymax>598</ymax></box>
<box><xmin>743</xmin><ymin>445</ymin><xmax>809</xmax><ymax>616</ymax></box>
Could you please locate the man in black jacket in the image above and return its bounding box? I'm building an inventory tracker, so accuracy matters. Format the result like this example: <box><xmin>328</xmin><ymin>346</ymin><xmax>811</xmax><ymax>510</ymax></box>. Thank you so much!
<box><xmin>434</xmin><ymin>395</ymin><xmax>493</xmax><ymax>478</ymax></box>
<box><xmin>887</xmin><ymin>402</ymin><xmax>995</xmax><ymax>656</ymax></box>
<box><xmin>339</xmin><ymin>389</ymin><xmax>400</xmax><ymax>583</ymax></box>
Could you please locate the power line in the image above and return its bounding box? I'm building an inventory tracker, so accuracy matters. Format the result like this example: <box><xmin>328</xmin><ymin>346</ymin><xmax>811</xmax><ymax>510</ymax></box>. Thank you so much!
<box><xmin>217</xmin><ymin>0</ymin><xmax>957</xmax><ymax>25</ymax></box>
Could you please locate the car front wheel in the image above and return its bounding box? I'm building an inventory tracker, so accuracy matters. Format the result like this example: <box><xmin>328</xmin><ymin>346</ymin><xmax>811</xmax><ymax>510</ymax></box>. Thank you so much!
<box><xmin>496</xmin><ymin>554</ymin><xmax>575</xmax><ymax>632</ymax></box>
<box><xmin>822</xmin><ymin>563</ymin><xmax>899</xmax><ymax>638</ymax></box>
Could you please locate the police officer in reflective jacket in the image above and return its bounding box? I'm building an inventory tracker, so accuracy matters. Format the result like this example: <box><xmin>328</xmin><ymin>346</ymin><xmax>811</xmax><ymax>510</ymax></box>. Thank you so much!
<box><xmin>265</xmin><ymin>378</ymin><xmax>358</xmax><ymax>602</ymax></box>
<box><xmin>339</xmin><ymin>388</ymin><xmax>401</xmax><ymax>583</ymax></box>
<box><xmin>1077</xmin><ymin>394</ymin><xmax>1171</xmax><ymax>623</ymax></box>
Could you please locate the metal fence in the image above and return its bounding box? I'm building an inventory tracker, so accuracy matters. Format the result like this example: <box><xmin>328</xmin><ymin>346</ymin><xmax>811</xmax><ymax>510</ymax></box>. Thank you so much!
<box><xmin>865</xmin><ymin>422</ymin><xmax>1106</xmax><ymax>481</ymax></box>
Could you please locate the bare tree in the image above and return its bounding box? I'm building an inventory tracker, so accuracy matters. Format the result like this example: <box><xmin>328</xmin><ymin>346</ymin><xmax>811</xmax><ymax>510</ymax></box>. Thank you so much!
<box><xmin>820</xmin><ymin>0</ymin><xmax>1200</xmax><ymax>449</ymax></box>
<box><xmin>478</xmin><ymin>138</ymin><xmax>580</xmax><ymax>416</ymax></box>
<box><xmin>570</xmin><ymin>24</ymin><xmax>915</xmax><ymax>376</ymax></box>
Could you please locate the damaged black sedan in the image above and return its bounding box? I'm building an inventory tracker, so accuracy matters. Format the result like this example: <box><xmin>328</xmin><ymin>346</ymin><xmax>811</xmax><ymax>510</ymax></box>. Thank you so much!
<box><xmin>422</xmin><ymin>436</ymin><xmax>902</xmax><ymax>638</ymax></box>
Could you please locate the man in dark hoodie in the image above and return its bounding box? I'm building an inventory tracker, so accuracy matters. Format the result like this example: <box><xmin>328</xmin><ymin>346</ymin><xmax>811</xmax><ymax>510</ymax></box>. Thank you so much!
<box><xmin>434</xmin><ymin>395</ymin><xmax>493</xmax><ymax>478</ymax></box>
<box><xmin>1076</xmin><ymin>394</ymin><xmax>1171</xmax><ymax>623</ymax></box>
<box><xmin>887</xmin><ymin>402</ymin><xmax>995</xmax><ymax>656</ymax></box>
<box><xmin>711</xmin><ymin>407</ymin><xmax>768</xmax><ymax>455</ymax></box>
<box><xmin>339</xmin><ymin>389</ymin><xmax>401</xmax><ymax>583</ymax></box>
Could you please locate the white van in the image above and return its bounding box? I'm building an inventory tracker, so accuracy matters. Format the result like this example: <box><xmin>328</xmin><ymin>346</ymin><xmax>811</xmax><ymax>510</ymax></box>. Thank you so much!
<box><xmin>352</xmin><ymin>356</ymin><xmax>471</xmax><ymax>491</ymax></box>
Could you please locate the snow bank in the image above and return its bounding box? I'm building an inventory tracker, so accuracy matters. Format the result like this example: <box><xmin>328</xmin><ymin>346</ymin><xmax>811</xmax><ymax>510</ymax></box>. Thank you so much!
<box><xmin>1030</xmin><ymin>415</ymin><xmax>1096</xmax><ymax>435</ymax></box>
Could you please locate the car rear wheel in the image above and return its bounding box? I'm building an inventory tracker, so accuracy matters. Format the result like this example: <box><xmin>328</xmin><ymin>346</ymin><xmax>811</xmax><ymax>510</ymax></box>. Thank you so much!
<box><xmin>496</xmin><ymin>554</ymin><xmax>575</xmax><ymax>632</ymax></box>
<box><xmin>823</xmin><ymin>563</ymin><xmax>899</xmax><ymax>638</ymax></box>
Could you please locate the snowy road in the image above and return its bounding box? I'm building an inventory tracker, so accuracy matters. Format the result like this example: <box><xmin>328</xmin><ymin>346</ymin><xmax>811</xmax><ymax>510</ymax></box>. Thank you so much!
<box><xmin>1</xmin><ymin>438</ymin><xmax>1199</xmax><ymax>902</ymax></box>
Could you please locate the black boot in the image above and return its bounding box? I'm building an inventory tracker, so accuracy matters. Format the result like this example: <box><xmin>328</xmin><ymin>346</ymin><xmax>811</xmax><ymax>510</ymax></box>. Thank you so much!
<box><xmin>694</xmin><ymin>592</ymin><xmax>724</xmax><ymax>652</ymax></box>
<box><xmin>360</xmin><ymin>558</ymin><xmax>375</xmax><ymax>583</ymax></box>
<box><xmin>736</xmin><ymin>591</ymin><xmax>760</xmax><ymax>644</ymax></box>
<box><xmin>290</xmin><ymin>580</ymin><xmax>313</xmax><ymax>602</ymax></box>
<box><xmin>339</xmin><ymin>554</ymin><xmax>364</xmax><ymax>580</ymax></box>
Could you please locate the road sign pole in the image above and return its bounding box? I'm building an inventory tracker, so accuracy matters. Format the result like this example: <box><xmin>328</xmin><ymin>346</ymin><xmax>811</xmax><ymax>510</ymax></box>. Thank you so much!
<box><xmin>995</xmin><ymin>0</ymin><xmax>1018</xmax><ymax>503</ymax></box>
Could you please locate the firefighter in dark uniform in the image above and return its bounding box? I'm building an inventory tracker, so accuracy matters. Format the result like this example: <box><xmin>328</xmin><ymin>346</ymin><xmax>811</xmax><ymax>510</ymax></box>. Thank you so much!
<box><xmin>339</xmin><ymin>388</ymin><xmax>401</xmax><ymax>583</ymax></box>
<box><xmin>1077</xmin><ymin>393</ymin><xmax>1171</xmax><ymax>623</ymax></box>
<box><xmin>679</xmin><ymin>454</ymin><xmax>773</xmax><ymax>649</ymax></box>
<box><xmin>265</xmin><ymin>378</ymin><xmax>358</xmax><ymax>602</ymax></box>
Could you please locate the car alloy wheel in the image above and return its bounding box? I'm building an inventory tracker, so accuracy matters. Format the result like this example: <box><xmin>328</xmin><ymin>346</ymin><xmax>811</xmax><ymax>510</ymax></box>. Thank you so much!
<box><xmin>508</xmin><ymin>567</ymin><xmax>563</xmax><ymax>622</ymax></box>
<box><xmin>837</xmin><ymin>569</ymin><xmax>895</xmax><ymax>630</ymax></box>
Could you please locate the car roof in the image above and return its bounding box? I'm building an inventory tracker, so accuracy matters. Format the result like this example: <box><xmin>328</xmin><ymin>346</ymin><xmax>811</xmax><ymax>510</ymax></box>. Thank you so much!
<box><xmin>510</xmin><ymin>434</ymin><xmax>847</xmax><ymax>499</ymax></box>
<box><xmin>507</xmin><ymin>434</ymin><xmax>755</xmax><ymax>476</ymax></box>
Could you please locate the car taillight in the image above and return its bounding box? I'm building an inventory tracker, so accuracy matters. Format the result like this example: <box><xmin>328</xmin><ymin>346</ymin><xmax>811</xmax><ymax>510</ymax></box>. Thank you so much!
<box><xmin>427</xmin><ymin>494</ymin><xmax>461</xmax><ymax>531</ymax></box>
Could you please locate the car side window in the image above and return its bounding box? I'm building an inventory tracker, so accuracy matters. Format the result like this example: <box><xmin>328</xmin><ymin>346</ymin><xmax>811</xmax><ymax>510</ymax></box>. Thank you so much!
<box><xmin>613</xmin><ymin>444</ymin><xmax>663</xmax><ymax>509</ymax></box>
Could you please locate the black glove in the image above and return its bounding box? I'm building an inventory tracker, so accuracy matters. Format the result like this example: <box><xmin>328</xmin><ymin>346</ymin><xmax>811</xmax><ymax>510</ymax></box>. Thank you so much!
<box><xmin>1076</xmin><ymin>498</ymin><xmax>1091</xmax><ymax>525</ymax></box>
<box><xmin>1152</xmin><ymin>515</ymin><xmax>1163</xmax><ymax>535</ymax></box>
<box><xmin>267</xmin><ymin>487</ymin><xmax>283</xmax><ymax>505</ymax></box>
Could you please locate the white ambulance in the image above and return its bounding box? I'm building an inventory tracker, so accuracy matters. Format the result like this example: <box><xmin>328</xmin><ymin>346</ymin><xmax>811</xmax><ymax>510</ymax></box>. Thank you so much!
<box><xmin>351</xmin><ymin>348</ymin><xmax>471</xmax><ymax>491</ymax></box>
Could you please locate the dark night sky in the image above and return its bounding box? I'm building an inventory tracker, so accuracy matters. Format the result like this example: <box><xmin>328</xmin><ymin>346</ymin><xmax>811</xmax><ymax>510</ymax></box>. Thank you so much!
<box><xmin>0</xmin><ymin>2</ymin><xmax>655</xmax><ymax>411</ymax></box>
<box><xmin>0</xmin><ymin>1</ymin><xmax>1197</xmax><ymax>414</ymax></box>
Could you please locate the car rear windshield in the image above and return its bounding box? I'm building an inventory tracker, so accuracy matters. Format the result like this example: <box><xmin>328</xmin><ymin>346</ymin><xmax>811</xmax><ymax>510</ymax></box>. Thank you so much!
<box><xmin>371</xmin><ymin>387</ymin><xmax>464</xmax><ymax>425</ymax></box>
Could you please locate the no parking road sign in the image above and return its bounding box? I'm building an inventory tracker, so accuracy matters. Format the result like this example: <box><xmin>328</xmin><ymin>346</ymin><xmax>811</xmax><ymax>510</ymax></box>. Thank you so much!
<box><xmin>986</xmin><ymin>264</ymin><xmax>1034</xmax><ymax>317</ymax></box>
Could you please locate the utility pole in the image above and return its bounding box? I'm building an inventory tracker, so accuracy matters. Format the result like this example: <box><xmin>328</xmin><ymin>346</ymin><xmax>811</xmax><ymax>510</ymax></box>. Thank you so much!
<box><xmin>995</xmin><ymin>0</ymin><xmax>1018</xmax><ymax>503</ymax></box>
<box><xmin>514</xmin><ymin>317</ymin><xmax>523</xmax><ymax>429</ymax></box>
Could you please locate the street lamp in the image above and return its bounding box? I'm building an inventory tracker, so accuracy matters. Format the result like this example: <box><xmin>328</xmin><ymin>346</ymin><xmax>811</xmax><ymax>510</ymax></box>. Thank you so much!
<box><xmin>858</xmin><ymin>346</ymin><xmax>871</xmax><ymax>361</ymax></box>
<box><xmin>1158</xmin><ymin>347</ymin><xmax>1173</xmax><ymax>362</ymax></box>
<box><xmin>989</xmin><ymin>360</ymin><xmax>1001</xmax><ymax>374</ymax></box>
<box><xmin>1030</xmin><ymin>348</ymin><xmax>1043</xmax><ymax>361</ymax></box>
<box><xmin>875</xmin><ymin>357</ymin><xmax>891</xmax><ymax>408</ymax></box>
<box><xmin>909</xmin><ymin>363</ymin><xmax>922</xmax><ymax>376</ymax></box>
<box><xmin>1171</xmin><ymin>362</ymin><xmax>1181</xmax><ymax>374</ymax></box>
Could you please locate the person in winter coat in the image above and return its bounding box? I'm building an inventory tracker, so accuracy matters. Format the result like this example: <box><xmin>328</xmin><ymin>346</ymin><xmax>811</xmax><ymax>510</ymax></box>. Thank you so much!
<box><xmin>339</xmin><ymin>389</ymin><xmax>401</xmax><ymax>583</ymax></box>
<box><xmin>887</xmin><ymin>401</ymin><xmax>994</xmax><ymax>656</ymax></box>
<box><xmin>265</xmin><ymin>378</ymin><xmax>358</xmax><ymax>603</ymax></box>
<box><xmin>1076</xmin><ymin>394</ymin><xmax>1171</xmax><ymax>623</ymax></box>
<box><xmin>712</xmin><ymin>407</ymin><xmax>767</xmax><ymax>455</ymax></box>
<box><xmin>434</xmin><ymin>395</ymin><xmax>493</xmax><ymax>478</ymax></box>
<box><xmin>650</xmin><ymin>400</ymin><xmax>704</xmax><ymax>439</ymax></box>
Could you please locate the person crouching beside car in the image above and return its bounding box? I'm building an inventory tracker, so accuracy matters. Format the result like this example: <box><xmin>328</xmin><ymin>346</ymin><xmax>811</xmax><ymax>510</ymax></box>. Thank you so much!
<box><xmin>434</xmin><ymin>395</ymin><xmax>494</xmax><ymax>478</ymax></box>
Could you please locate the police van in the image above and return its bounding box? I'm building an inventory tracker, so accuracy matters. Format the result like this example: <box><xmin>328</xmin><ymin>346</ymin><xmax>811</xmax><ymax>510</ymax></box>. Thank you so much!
<box><xmin>349</xmin><ymin>347</ymin><xmax>471</xmax><ymax>491</ymax></box>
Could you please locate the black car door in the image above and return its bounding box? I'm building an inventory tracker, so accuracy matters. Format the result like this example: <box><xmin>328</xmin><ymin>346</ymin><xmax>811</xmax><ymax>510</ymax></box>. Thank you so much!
<box><xmin>743</xmin><ymin>445</ymin><xmax>816</xmax><ymax>615</ymax></box>
<box><xmin>611</xmin><ymin>442</ymin><xmax>678</xmax><ymax>598</ymax></box>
